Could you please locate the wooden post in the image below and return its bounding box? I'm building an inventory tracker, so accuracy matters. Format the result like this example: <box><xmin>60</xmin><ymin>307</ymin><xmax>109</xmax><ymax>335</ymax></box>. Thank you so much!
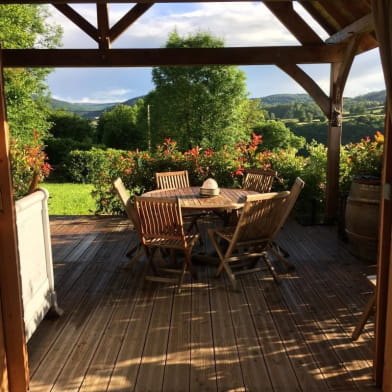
<box><xmin>0</xmin><ymin>51</ymin><xmax>29</xmax><ymax>391</ymax></box>
<box><xmin>374</xmin><ymin>108</ymin><xmax>392</xmax><ymax>388</ymax></box>
<box><xmin>325</xmin><ymin>62</ymin><xmax>342</xmax><ymax>222</ymax></box>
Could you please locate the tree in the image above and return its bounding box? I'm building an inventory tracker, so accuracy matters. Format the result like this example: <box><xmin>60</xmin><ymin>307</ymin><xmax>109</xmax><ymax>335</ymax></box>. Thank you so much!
<box><xmin>48</xmin><ymin>110</ymin><xmax>95</xmax><ymax>143</ymax></box>
<box><xmin>146</xmin><ymin>31</ymin><xmax>251</xmax><ymax>150</ymax></box>
<box><xmin>97</xmin><ymin>102</ymin><xmax>146</xmax><ymax>150</ymax></box>
<box><xmin>0</xmin><ymin>5</ymin><xmax>62</xmax><ymax>144</ymax></box>
<box><xmin>253</xmin><ymin>120</ymin><xmax>305</xmax><ymax>151</ymax></box>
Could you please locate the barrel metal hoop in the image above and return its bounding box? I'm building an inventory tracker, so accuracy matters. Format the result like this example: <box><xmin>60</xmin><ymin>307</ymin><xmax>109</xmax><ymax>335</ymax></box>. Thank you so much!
<box><xmin>345</xmin><ymin>229</ymin><xmax>378</xmax><ymax>242</ymax></box>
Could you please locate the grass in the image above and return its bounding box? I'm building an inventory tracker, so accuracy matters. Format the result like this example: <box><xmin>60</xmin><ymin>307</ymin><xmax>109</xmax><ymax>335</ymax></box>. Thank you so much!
<box><xmin>41</xmin><ymin>183</ymin><xmax>96</xmax><ymax>215</ymax></box>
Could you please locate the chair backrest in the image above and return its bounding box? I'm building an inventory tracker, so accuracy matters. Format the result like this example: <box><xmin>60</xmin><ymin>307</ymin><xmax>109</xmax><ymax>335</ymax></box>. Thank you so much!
<box><xmin>113</xmin><ymin>177</ymin><xmax>141</xmax><ymax>233</ymax></box>
<box><xmin>271</xmin><ymin>177</ymin><xmax>305</xmax><ymax>238</ymax></box>
<box><xmin>242</xmin><ymin>168</ymin><xmax>277</xmax><ymax>193</ymax></box>
<box><xmin>156</xmin><ymin>170</ymin><xmax>190</xmax><ymax>189</ymax></box>
<box><xmin>229</xmin><ymin>191</ymin><xmax>291</xmax><ymax>251</ymax></box>
<box><xmin>135</xmin><ymin>196</ymin><xmax>185</xmax><ymax>242</ymax></box>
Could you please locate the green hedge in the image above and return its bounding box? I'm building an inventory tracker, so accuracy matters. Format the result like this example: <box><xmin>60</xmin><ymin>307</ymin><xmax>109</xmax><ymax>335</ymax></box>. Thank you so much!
<box><xmin>62</xmin><ymin>134</ymin><xmax>383</xmax><ymax>220</ymax></box>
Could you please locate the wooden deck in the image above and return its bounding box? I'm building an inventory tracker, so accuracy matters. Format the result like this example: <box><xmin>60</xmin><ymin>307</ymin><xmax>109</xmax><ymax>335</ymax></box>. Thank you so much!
<box><xmin>28</xmin><ymin>215</ymin><xmax>379</xmax><ymax>392</ymax></box>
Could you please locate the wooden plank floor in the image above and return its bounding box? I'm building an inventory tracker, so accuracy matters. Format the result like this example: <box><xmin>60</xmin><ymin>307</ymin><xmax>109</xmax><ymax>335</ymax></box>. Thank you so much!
<box><xmin>28</xmin><ymin>215</ymin><xmax>380</xmax><ymax>392</ymax></box>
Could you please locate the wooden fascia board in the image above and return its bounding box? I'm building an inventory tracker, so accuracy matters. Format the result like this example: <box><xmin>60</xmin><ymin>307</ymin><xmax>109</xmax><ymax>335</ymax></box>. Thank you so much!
<box><xmin>277</xmin><ymin>63</ymin><xmax>330</xmax><ymax>117</ymax></box>
<box><xmin>265</xmin><ymin>1</ymin><xmax>323</xmax><ymax>44</ymax></box>
<box><xmin>53</xmin><ymin>4</ymin><xmax>99</xmax><ymax>43</ymax></box>
<box><xmin>109</xmin><ymin>4</ymin><xmax>154</xmax><ymax>43</ymax></box>
<box><xmin>326</xmin><ymin>13</ymin><xmax>374</xmax><ymax>44</ymax></box>
<box><xmin>2</xmin><ymin>45</ymin><xmax>346</xmax><ymax>67</ymax></box>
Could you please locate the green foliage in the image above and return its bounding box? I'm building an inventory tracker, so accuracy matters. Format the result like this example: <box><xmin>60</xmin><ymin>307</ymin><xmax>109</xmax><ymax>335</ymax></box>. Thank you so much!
<box><xmin>253</xmin><ymin>120</ymin><xmax>305</xmax><ymax>151</ymax></box>
<box><xmin>96</xmin><ymin>103</ymin><xmax>147</xmax><ymax>150</ymax></box>
<box><xmin>10</xmin><ymin>131</ymin><xmax>52</xmax><ymax>199</ymax></box>
<box><xmin>48</xmin><ymin>110</ymin><xmax>95</xmax><ymax>143</ymax></box>
<box><xmin>340</xmin><ymin>132</ymin><xmax>384</xmax><ymax>195</ymax></box>
<box><xmin>1</xmin><ymin>5</ymin><xmax>62</xmax><ymax>143</ymax></box>
<box><xmin>145</xmin><ymin>31</ymin><xmax>251</xmax><ymax>150</ymax></box>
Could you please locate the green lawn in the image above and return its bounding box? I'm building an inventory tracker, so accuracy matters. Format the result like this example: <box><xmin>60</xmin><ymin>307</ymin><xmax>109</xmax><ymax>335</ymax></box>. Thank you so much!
<box><xmin>41</xmin><ymin>183</ymin><xmax>96</xmax><ymax>215</ymax></box>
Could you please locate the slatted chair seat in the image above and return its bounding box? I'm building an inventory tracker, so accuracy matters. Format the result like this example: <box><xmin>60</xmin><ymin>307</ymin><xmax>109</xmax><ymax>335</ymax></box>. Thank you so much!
<box><xmin>208</xmin><ymin>191</ymin><xmax>291</xmax><ymax>290</ymax></box>
<box><xmin>135</xmin><ymin>196</ymin><xmax>199</xmax><ymax>293</ymax></box>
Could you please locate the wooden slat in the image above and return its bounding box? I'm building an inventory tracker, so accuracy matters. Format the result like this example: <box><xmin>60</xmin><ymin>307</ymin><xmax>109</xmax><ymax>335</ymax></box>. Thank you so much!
<box><xmin>27</xmin><ymin>216</ymin><xmax>379</xmax><ymax>392</ymax></box>
<box><xmin>0</xmin><ymin>302</ymin><xmax>9</xmax><ymax>392</ymax></box>
<box><xmin>2</xmin><ymin>45</ymin><xmax>347</xmax><ymax>68</ymax></box>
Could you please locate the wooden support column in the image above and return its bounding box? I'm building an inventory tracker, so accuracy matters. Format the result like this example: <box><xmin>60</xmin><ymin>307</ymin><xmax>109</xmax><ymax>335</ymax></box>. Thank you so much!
<box><xmin>374</xmin><ymin>109</ymin><xmax>392</xmax><ymax>388</ymax></box>
<box><xmin>0</xmin><ymin>51</ymin><xmax>29</xmax><ymax>391</ymax></box>
<box><xmin>325</xmin><ymin>36</ymin><xmax>362</xmax><ymax>221</ymax></box>
<box><xmin>325</xmin><ymin>61</ymin><xmax>342</xmax><ymax>222</ymax></box>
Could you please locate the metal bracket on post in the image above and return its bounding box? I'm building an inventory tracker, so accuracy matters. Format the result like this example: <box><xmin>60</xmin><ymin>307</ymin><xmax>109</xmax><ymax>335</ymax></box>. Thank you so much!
<box><xmin>383</xmin><ymin>183</ymin><xmax>391</xmax><ymax>201</ymax></box>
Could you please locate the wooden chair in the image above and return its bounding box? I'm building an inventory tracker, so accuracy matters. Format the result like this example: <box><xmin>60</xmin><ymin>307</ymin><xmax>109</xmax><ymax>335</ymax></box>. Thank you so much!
<box><xmin>352</xmin><ymin>275</ymin><xmax>377</xmax><ymax>340</ymax></box>
<box><xmin>112</xmin><ymin>177</ymin><xmax>145</xmax><ymax>268</ymax></box>
<box><xmin>268</xmin><ymin>177</ymin><xmax>305</xmax><ymax>270</ymax></box>
<box><xmin>208</xmin><ymin>191</ymin><xmax>291</xmax><ymax>290</ymax></box>
<box><xmin>155</xmin><ymin>170</ymin><xmax>207</xmax><ymax>240</ymax></box>
<box><xmin>156</xmin><ymin>170</ymin><xmax>190</xmax><ymax>189</ymax></box>
<box><xmin>135</xmin><ymin>196</ymin><xmax>199</xmax><ymax>293</ymax></box>
<box><xmin>242</xmin><ymin>168</ymin><xmax>279</xmax><ymax>193</ymax></box>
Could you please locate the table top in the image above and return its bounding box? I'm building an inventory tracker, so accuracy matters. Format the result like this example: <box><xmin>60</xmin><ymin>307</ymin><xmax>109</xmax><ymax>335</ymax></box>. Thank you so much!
<box><xmin>142</xmin><ymin>186</ymin><xmax>259</xmax><ymax>210</ymax></box>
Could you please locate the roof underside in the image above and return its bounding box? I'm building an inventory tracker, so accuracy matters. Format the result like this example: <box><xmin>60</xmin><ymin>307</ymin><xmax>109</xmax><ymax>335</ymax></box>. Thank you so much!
<box><xmin>0</xmin><ymin>0</ymin><xmax>378</xmax><ymax>67</ymax></box>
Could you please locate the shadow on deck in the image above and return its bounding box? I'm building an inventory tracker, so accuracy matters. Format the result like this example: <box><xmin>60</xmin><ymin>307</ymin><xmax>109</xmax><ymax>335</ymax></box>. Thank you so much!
<box><xmin>27</xmin><ymin>215</ymin><xmax>379</xmax><ymax>392</ymax></box>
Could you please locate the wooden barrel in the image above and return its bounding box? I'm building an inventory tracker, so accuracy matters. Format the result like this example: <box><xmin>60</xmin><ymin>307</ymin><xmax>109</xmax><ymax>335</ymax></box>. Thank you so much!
<box><xmin>345</xmin><ymin>177</ymin><xmax>380</xmax><ymax>262</ymax></box>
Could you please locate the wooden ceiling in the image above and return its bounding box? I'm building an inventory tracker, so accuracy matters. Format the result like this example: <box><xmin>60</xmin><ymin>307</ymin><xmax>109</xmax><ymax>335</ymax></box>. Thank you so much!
<box><xmin>0</xmin><ymin>0</ymin><xmax>378</xmax><ymax>67</ymax></box>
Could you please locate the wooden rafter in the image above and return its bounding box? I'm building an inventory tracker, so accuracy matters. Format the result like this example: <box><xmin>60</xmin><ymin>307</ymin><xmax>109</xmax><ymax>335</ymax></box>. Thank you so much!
<box><xmin>277</xmin><ymin>63</ymin><xmax>329</xmax><ymax>117</ymax></box>
<box><xmin>326</xmin><ymin>13</ymin><xmax>374</xmax><ymax>44</ymax></box>
<box><xmin>53</xmin><ymin>4</ymin><xmax>99</xmax><ymax>43</ymax></box>
<box><xmin>2</xmin><ymin>45</ymin><xmax>346</xmax><ymax>67</ymax></box>
<box><xmin>265</xmin><ymin>1</ymin><xmax>323</xmax><ymax>44</ymax></box>
<box><xmin>300</xmin><ymin>2</ymin><xmax>337</xmax><ymax>35</ymax></box>
<box><xmin>109</xmin><ymin>3</ymin><xmax>153</xmax><ymax>43</ymax></box>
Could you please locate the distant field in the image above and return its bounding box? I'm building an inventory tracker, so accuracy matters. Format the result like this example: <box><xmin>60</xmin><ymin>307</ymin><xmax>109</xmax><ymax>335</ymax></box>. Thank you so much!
<box><xmin>41</xmin><ymin>183</ymin><xmax>95</xmax><ymax>215</ymax></box>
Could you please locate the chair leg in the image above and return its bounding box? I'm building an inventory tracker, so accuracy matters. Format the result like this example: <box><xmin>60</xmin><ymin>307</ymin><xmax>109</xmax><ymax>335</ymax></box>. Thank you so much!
<box><xmin>262</xmin><ymin>254</ymin><xmax>281</xmax><ymax>284</ymax></box>
<box><xmin>124</xmin><ymin>246</ymin><xmax>145</xmax><ymax>269</ymax></box>
<box><xmin>268</xmin><ymin>243</ymin><xmax>295</xmax><ymax>271</ymax></box>
<box><xmin>352</xmin><ymin>291</ymin><xmax>376</xmax><ymax>340</ymax></box>
<box><xmin>126</xmin><ymin>243</ymin><xmax>139</xmax><ymax>258</ymax></box>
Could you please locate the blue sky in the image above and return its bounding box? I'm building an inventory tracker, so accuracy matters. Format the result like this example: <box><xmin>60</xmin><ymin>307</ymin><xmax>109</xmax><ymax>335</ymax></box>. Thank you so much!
<box><xmin>46</xmin><ymin>2</ymin><xmax>385</xmax><ymax>103</ymax></box>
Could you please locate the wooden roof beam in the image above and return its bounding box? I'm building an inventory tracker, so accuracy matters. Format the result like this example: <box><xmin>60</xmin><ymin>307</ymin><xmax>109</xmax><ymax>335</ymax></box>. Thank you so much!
<box><xmin>109</xmin><ymin>3</ymin><xmax>153</xmax><ymax>43</ymax></box>
<box><xmin>265</xmin><ymin>1</ymin><xmax>323</xmax><ymax>45</ymax></box>
<box><xmin>2</xmin><ymin>0</ymin><xmax>307</xmax><ymax>3</ymax></box>
<box><xmin>326</xmin><ymin>13</ymin><xmax>374</xmax><ymax>44</ymax></box>
<box><xmin>2</xmin><ymin>45</ymin><xmax>346</xmax><ymax>67</ymax></box>
<box><xmin>53</xmin><ymin>4</ymin><xmax>99</xmax><ymax>43</ymax></box>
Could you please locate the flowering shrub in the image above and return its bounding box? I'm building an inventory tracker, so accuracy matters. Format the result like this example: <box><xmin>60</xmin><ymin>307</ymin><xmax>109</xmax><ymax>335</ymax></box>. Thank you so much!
<box><xmin>10</xmin><ymin>130</ymin><xmax>52</xmax><ymax>199</ymax></box>
<box><xmin>340</xmin><ymin>131</ymin><xmax>384</xmax><ymax>194</ymax></box>
<box><xmin>64</xmin><ymin>132</ymin><xmax>383</xmax><ymax>217</ymax></box>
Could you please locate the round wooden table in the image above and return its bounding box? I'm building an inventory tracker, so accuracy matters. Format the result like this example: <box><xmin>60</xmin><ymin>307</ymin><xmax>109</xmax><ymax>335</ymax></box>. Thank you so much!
<box><xmin>141</xmin><ymin>186</ymin><xmax>259</xmax><ymax>211</ymax></box>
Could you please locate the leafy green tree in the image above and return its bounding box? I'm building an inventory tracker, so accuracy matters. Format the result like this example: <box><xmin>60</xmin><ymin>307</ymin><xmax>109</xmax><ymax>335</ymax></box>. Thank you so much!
<box><xmin>146</xmin><ymin>31</ymin><xmax>250</xmax><ymax>150</ymax></box>
<box><xmin>97</xmin><ymin>102</ymin><xmax>146</xmax><ymax>149</ymax></box>
<box><xmin>48</xmin><ymin>110</ymin><xmax>95</xmax><ymax>143</ymax></box>
<box><xmin>0</xmin><ymin>5</ymin><xmax>62</xmax><ymax>143</ymax></box>
<box><xmin>254</xmin><ymin>120</ymin><xmax>305</xmax><ymax>151</ymax></box>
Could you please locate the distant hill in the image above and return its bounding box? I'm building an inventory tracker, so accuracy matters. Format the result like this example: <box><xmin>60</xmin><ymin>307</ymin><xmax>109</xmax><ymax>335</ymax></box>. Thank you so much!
<box><xmin>50</xmin><ymin>96</ymin><xmax>145</xmax><ymax>119</ymax></box>
<box><xmin>50</xmin><ymin>90</ymin><xmax>386</xmax><ymax>119</ymax></box>
<box><xmin>261</xmin><ymin>94</ymin><xmax>314</xmax><ymax>105</ymax></box>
